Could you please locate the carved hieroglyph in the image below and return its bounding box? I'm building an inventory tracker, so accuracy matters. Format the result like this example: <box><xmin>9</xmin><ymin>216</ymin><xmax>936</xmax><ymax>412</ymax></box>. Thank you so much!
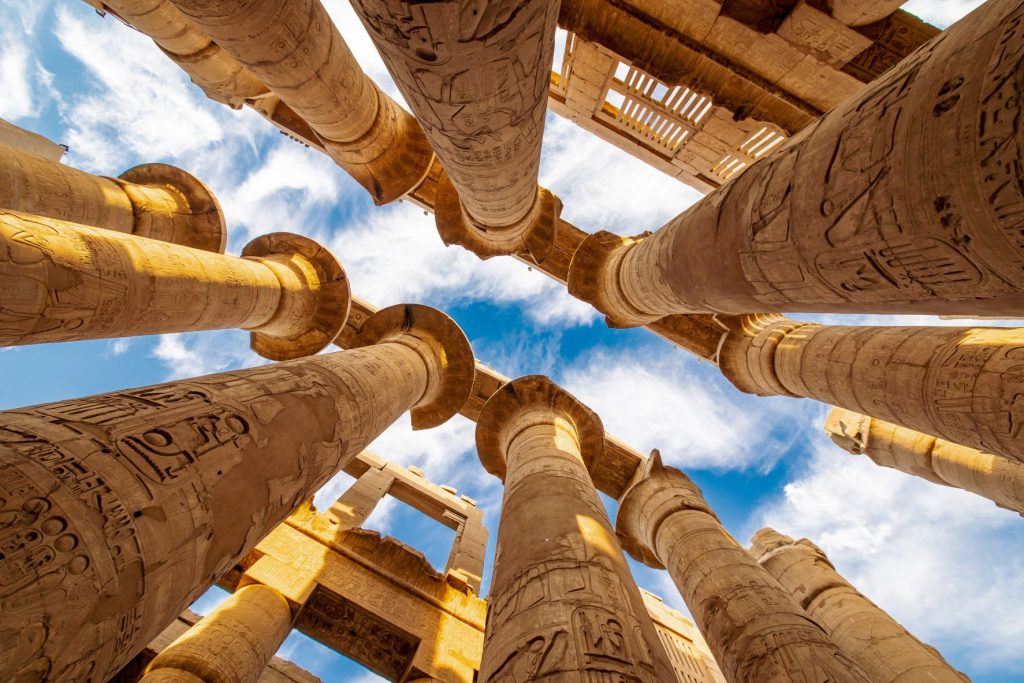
<box><xmin>750</xmin><ymin>528</ymin><xmax>969</xmax><ymax>682</ymax></box>
<box><xmin>350</xmin><ymin>0</ymin><xmax>562</xmax><ymax>258</ymax></box>
<box><xmin>568</xmin><ymin>0</ymin><xmax>1024</xmax><ymax>320</ymax></box>
<box><xmin>0</xmin><ymin>143</ymin><xmax>226</xmax><ymax>253</ymax></box>
<box><xmin>616</xmin><ymin>453</ymin><xmax>873</xmax><ymax>683</ymax></box>
<box><xmin>715</xmin><ymin>314</ymin><xmax>1024</xmax><ymax>466</ymax></box>
<box><xmin>475</xmin><ymin>376</ymin><xmax>676</xmax><ymax>682</ymax></box>
<box><xmin>0</xmin><ymin>214</ymin><xmax>347</xmax><ymax>361</ymax></box>
<box><xmin>167</xmin><ymin>0</ymin><xmax>434</xmax><ymax>204</ymax></box>
<box><xmin>826</xmin><ymin>407</ymin><xmax>1024</xmax><ymax>515</ymax></box>
<box><xmin>99</xmin><ymin>0</ymin><xmax>268</xmax><ymax>108</ymax></box>
<box><xmin>0</xmin><ymin>304</ymin><xmax>473</xmax><ymax>682</ymax></box>
<box><xmin>140</xmin><ymin>584</ymin><xmax>294</xmax><ymax>683</ymax></box>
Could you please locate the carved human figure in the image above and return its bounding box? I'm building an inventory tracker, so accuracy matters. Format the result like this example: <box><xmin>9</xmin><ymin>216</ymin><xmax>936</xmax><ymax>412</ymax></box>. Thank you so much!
<box><xmin>350</xmin><ymin>0</ymin><xmax>562</xmax><ymax>259</ymax></box>
<box><xmin>0</xmin><ymin>142</ymin><xmax>226</xmax><ymax>252</ymax></box>
<box><xmin>750</xmin><ymin>528</ymin><xmax>969</xmax><ymax>682</ymax></box>
<box><xmin>826</xmin><ymin>407</ymin><xmax>1024</xmax><ymax>515</ymax></box>
<box><xmin>140</xmin><ymin>584</ymin><xmax>294</xmax><ymax>683</ymax></box>
<box><xmin>0</xmin><ymin>214</ymin><xmax>347</xmax><ymax>361</ymax></box>
<box><xmin>0</xmin><ymin>304</ymin><xmax>474</xmax><ymax>682</ymax></box>
<box><xmin>475</xmin><ymin>376</ymin><xmax>675</xmax><ymax>681</ymax></box>
<box><xmin>568</xmin><ymin>0</ymin><xmax>1024</xmax><ymax>320</ymax></box>
<box><xmin>616</xmin><ymin>452</ymin><xmax>873</xmax><ymax>683</ymax></box>
<box><xmin>166</xmin><ymin>0</ymin><xmax>434</xmax><ymax>204</ymax></box>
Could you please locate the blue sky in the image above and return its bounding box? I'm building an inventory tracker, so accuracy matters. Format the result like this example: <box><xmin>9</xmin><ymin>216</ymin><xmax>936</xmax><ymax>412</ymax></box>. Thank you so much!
<box><xmin>3</xmin><ymin>1</ymin><xmax>1023</xmax><ymax>681</ymax></box>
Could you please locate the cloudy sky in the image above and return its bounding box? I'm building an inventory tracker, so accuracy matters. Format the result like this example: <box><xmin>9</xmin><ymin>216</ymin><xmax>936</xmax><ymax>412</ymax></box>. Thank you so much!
<box><xmin>2</xmin><ymin>0</ymin><xmax>1021</xmax><ymax>681</ymax></box>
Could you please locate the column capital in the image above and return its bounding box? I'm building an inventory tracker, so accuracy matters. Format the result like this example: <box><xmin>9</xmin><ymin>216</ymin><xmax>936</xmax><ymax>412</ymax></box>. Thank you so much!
<box><xmin>350</xmin><ymin>304</ymin><xmax>475</xmax><ymax>429</ymax></box>
<box><xmin>117</xmin><ymin>163</ymin><xmax>227</xmax><ymax>253</ymax></box>
<box><xmin>241</xmin><ymin>232</ymin><xmax>350</xmax><ymax>361</ymax></box>
<box><xmin>824</xmin><ymin>408</ymin><xmax>873</xmax><ymax>454</ymax></box>
<box><xmin>616</xmin><ymin>450</ymin><xmax>717</xmax><ymax>569</ymax></box>
<box><xmin>749</xmin><ymin>528</ymin><xmax>835</xmax><ymax>575</ymax></box>
<box><xmin>567</xmin><ymin>230</ymin><xmax>658</xmax><ymax>328</ymax></box>
<box><xmin>475</xmin><ymin>375</ymin><xmax>603</xmax><ymax>480</ymax></box>
<box><xmin>434</xmin><ymin>172</ymin><xmax>561</xmax><ymax>261</ymax></box>
<box><xmin>717</xmin><ymin>313</ymin><xmax>812</xmax><ymax>396</ymax></box>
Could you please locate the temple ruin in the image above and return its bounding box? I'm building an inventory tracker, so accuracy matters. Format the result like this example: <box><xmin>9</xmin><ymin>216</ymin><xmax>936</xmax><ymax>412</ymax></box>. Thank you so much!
<box><xmin>1</xmin><ymin>0</ymin><xmax>1019</xmax><ymax>680</ymax></box>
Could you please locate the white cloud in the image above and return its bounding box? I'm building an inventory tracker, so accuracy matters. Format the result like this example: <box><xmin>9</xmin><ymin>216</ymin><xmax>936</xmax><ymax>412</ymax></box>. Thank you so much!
<box><xmin>105</xmin><ymin>338</ymin><xmax>131</xmax><ymax>357</ymax></box>
<box><xmin>540</xmin><ymin>114</ymin><xmax>703</xmax><ymax>232</ymax></box>
<box><xmin>53</xmin><ymin>6</ymin><xmax>231</xmax><ymax>171</ymax></box>
<box><xmin>755</xmin><ymin>434</ymin><xmax>1024</xmax><ymax>675</ymax></box>
<box><xmin>0</xmin><ymin>43</ymin><xmax>39</xmax><ymax>121</ymax></box>
<box><xmin>151</xmin><ymin>329</ymin><xmax>265</xmax><ymax>380</ymax></box>
<box><xmin>327</xmin><ymin>201</ymin><xmax>597</xmax><ymax>326</ymax></box>
<box><xmin>902</xmin><ymin>0</ymin><xmax>986</xmax><ymax>28</ymax></box>
<box><xmin>560</xmin><ymin>347</ymin><xmax>801</xmax><ymax>471</ymax></box>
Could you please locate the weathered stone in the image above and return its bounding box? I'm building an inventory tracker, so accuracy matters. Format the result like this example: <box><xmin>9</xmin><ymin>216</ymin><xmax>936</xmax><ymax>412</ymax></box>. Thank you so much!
<box><xmin>0</xmin><ymin>214</ymin><xmax>347</xmax><ymax>361</ymax></box>
<box><xmin>167</xmin><ymin>0</ymin><xmax>435</xmax><ymax>204</ymax></box>
<box><xmin>0</xmin><ymin>303</ymin><xmax>473</xmax><ymax>681</ymax></box>
<box><xmin>750</xmin><ymin>528</ymin><xmax>969</xmax><ymax>682</ymax></box>
<box><xmin>826</xmin><ymin>407</ymin><xmax>1024</xmax><ymax>516</ymax></box>
<box><xmin>616</xmin><ymin>452</ymin><xmax>874</xmax><ymax>682</ymax></box>
<box><xmin>0</xmin><ymin>143</ymin><xmax>226</xmax><ymax>252</ymax></box>
<box><xmin>476</xmin><ymin>375</ymin><xmax>676</xmax><ymax>681</ymax></box>
<box><xmin>568</xmin><ymin>0</ymin><xmax>1024</xmax><ymax>319</ymax></box>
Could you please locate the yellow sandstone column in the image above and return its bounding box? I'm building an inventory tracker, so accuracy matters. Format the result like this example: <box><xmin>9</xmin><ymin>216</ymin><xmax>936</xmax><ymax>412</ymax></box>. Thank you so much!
<box><xmin>99</xmin><ymin>0</ymin><xmax>268</xmax><ymax>108</ymax></box>
<box><xmin>140</xmin><ymin>584</ymin><xmax>294</xmax><ymax>683</ymax></box>
<box><xmin>826</xmin><ymin>407</ymin><xmax>1024</xmax><ymax>515</ymax></box>
<box><xmin>0</xmin><ymin>303</ymin><xmax>474</xmax><ymax>681</ymax></box>
<box><xmin>715</xmin><ymin>315</ymin><xmax>1024</xmax><ymax>465</ymax></box>
<box><xmin>568</xmin><ymin>0</ymin><xmax>1024</xmax><ymax>320</ymax></box>
<box><xmin>0</xmin><ymin>213</ymin><xmax>347</xmax><ymax>361</ymax></box>
<box><xmin>616</xmin><ymin>452</ymin><xmax>873</xmax><ymax>683</ymax></box>
<box><xmin>0</xmin><ymin>119</ymin><xmax>65</xmax><ymax>162</ymax></box>
<box><xmin>475</xmin><ymin>376</ymin><xmax>676</xmax><ymax>681</ymax></box>
<box><xmin>0</xmin><ymin>143</ymin><xmax>226</xmax><ymax>252</ymax></box>
<box><xmin>749</xmin><ymin>528</ymin><xmax>968</xmax><ymax>682</ymax></box>
<box><xmin>167</xmin><ymin>0</ymin><xmax>434</xmax><ymax>204</ymax></box>
<box><xmin>350</xmin><ymin>0</ymin><xmax>562</xmax><ymax>260</ymax></box>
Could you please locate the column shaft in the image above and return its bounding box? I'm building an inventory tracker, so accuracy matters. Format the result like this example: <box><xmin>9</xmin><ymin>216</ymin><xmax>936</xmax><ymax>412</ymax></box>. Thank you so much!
<box><xmin>826</xmin><ymin>407</ymin><xmax>1024</xmax><ymax>515</ymax></box>
<box><xmin>617</xmin><ymin>455</ymin><xmax>872</xmax><ymax>683</ymax></box>
<box><xmin>750</xmin><ymin>529</ymin><xmax>968</xmax><ymax>682</ymax></box>
<box><xmin>0</xmin><ymin>143</ymin><xmax>226</xmax><ymax>252</ymax></box>
<box><xmin>351</xmin><ymin>0</ymin><xmax>559</xmax><ymax>234</ymax></box>
<box><xmin>719</xmin><ymin>318</ymin><xmax>1024</xmax><ymax>466</ymax></box>
<box><xmin>167</xmin><ymin>0</ymin><xmax>434</xmax><ymax>204</ymax></box>
<box><xmin>0</xmin><ymin>119</ymin><xmax>64</xmax><ymax>162</ymax></box>
<box><xmin>141</xmin><ymin>584</ymin><xmax>293</xmax><ymax>683</ymax></box>
<box><xmin>569</xmin><ymin>0</ymin><xmax>1024</xmax><ymax>320</ymax></box>
<box><xmin>0</xmin><ymin>213</ymin><xmax>346</xmax><ymax>360</ymax></box>
<box><xmin>0</xmin><ymin>304</ymin><xmax>472</xmax><ymax>681</ymax></box>
<box><xmin>101</xmin><ymin>0</ymin><xmax>268</xmax><ymax>108</ymax></box>
<box><xmin>477</xmin><ymin>377</ymin><xmax>675</xmax><ymax>681</ymax></box>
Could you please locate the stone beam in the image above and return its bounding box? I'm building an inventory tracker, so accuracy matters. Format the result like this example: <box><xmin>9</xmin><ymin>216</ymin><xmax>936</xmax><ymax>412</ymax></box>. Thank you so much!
<box><xmin>1</xmin><ymin>143</ymin><xmax>226</xmax><ymax>252</ymax></box>
<box><xmin>749</xmin><ymin>528</ymin><xmax>969</xmax><ymax>682</ymax></box>
<box><xmin>351</xmin><ymin>0</ymin><xmax>563</xmax><ymax>260</ymax></box>
<box><xmin>140</xmin><ymin>584</ymin><xmax>295</xmax><ymax>683</ymax></box>
<box><xmin>826</xmin><ymin>407</ymin><xmax>1024</xmax><ymax>516</ymax></box>
<box><xmin>568</xmin><ymin>0</ymin><xmax>1024</xmax><ymax>319</ymax></box>
<box><xmin>166</xmin><ymin>0</ymin><xmax>434</xmax><ymax>204</ymax></box>
<box><xmin>475</xmin><ymin>376</ymin><xmax>676</xmax><ymax>681</ymax></box>
<box><xmin>829</xmin><ymin>0</ymin><xmax>908</xmax><ymax>27</ymax></box>
<box><xmin>616</xmin><ymin>452</ymin><xmax>873</xmax><ymax>682</ymax></box>
<box><xmin>0</xmin><ymin>303</ymin><xmax>473</xmax><ymax>681</ymax></box>
<box><xmin>0</xmin><ymin>216</ymin><xmax>346</xmax><ymax>361</ymax></box>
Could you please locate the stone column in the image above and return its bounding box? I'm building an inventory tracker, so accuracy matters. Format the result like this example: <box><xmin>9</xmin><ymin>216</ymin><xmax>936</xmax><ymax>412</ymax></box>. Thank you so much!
<box><xmin>167</xmin><ymin>0</ymin><xmax>434</xmax><ymax>204</ymax></box>
<box><xmin>568</xmin><ymin>0</ymin><xmax>1024</xmax><ymax>320</ymax></box>
<box><xmin>140</xmin><ymin>584</ymin><xmax>294</xmax><ymax>683</ymax></box>
<box><xmin>99</xmin><ymin>0</ymin><xmax>268</xmax><ymax>108</ymax></box>
<box><xmin>350</xmin><ymin>0</ymin><xmax>562</xmax><ymax>260</ymax></box>
<box><xmin>0</xmin><ymin>303</ymin><xmax>474</xmax><ymax>681</ymax></box>
<box><xmin>616</xmin><ymin>452</ymin><xmax>873</xmax><ymax>683</ymax></box>
<box><xmin>1</xmin><ymin>143</ymin><xmax>226</xmax><ymax>252</ymax></box>
<box><xmin>475</xmin><ymin>375</ymin><xmax>675</xmax><ymax>681</ymax></box>
<box><xmin>826</xmin><ymin>407</ymin><xmax>1024</xmax><ymax>515</ymax></box>
<box><xmin>828</xmin><ymin>0</ymin><xmax>907</xmax><ymax>26</ymax></box>
<box><xmin>0</xmin><ymin>214</ymin><xmax>347</xmax><ymax>361</ymax></box>
<box><xmin>0</xmin><ymin>119</ymin><xmax>64</xmax><ymax>162</ymax></box>
<box><xmin>750</xmin><ymin>528</ymin><xmax>968</xmax><ymax>682</ymax></box>
<box><xmin>716</xmin><ymin>315</ymin><xmax>1024</xmax><ymax>465</ymax></box>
